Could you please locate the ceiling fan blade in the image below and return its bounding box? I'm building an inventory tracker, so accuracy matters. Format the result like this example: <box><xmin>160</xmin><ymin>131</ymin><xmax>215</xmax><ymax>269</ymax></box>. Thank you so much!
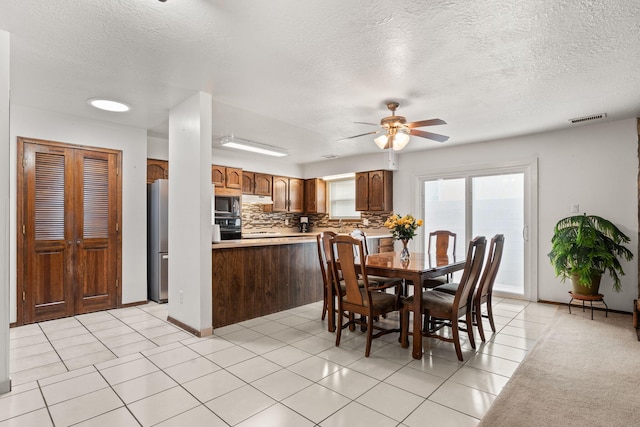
<box><xmin>410</xmin><ymin>129</ymin><xmax>450</xmax><ymax>143</ymax></box>
<box><xmin>406</xmin><ymin>118</ymin><xmax>447</xmax><ymax>128</ymax></box>
<box><xmin>353</xmin><ymin>121</ymin><xmax>381</xmax><ymax>126</ymax></box>
<box><xmin>337</xmin><ymin>130</ymin><xmax>380</xmax><ymax>141</ymax></box>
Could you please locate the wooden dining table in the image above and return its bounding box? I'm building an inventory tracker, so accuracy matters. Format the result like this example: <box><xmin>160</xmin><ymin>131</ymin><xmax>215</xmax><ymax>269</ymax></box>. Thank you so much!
<box><xmin>327</xmin><ymin>251</ymin><xmax>466</xmax><ymax>359</ymax></box>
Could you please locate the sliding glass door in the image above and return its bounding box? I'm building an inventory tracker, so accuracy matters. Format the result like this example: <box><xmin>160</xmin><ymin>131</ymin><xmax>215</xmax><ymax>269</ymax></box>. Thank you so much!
<box><xmin>422</xmin><ymin>165</ymin><xmax>534</xmax><ymax>299</ymax></box>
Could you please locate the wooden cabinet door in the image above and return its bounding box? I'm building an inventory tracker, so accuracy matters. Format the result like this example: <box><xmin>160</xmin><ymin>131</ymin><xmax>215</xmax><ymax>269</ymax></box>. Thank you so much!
<box><xmin>288</xmin><ymin>178</ymin><xmax>304</xmax><ymax>213</ymax></box>
<box><xmin>19</xmin><ymin>139</ymin><xmax>120</xmax><ymax>324</ymax></box>
<box><xmin>272</xmin><ymin>176</ymin><xmax>289</xmax><ymax>212</ymax></box>
<box><xmin>254</xmin><ymin>173</ymin><xmax>272</xmax><ymax>196</ymax></box>
<box><xmin>22</xmin><ymin>143</ymin><xmax>76</xmax><ymax>323</ymax></box>
<box><xmin>355</xmin><ymin>172</ymin><xmax>369</xmax><ymax>211</ymax></box>
<box><xmin>226</xmin><ymin>167</ymin><xmax>242</xmax><ymax>189</ymax></box>
<box><xmin>368</xmin><ymin>170</ymin><xmax>392</xmax><ymax>211</ymax></box>
<box><xmin>211</xmin><ymin>165</ymin><xmax>225</xmax><ymax>187</ymax></box>
<box><xmin>242</xmin><ymin>171</ymin><xmax>254</xmax><ymax>194</ymax></box>
<box><xmin>147</xmin><ymin>159</ymin><xmax>168</xmax><ymax>184</ymax></box>
<box><xmin>74</xmin><ymin>150</ymin><xmax>119</xmax><ymax>314</ymax></box>
<box><xmin>304</xmin><ymin>178</ymin><xmax>326</xmax><ymax>213</ymax></box>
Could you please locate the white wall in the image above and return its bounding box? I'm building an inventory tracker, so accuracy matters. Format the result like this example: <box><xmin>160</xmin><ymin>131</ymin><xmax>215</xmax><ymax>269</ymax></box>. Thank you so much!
<box><xmin>303</xmin><ymin>150</ymin><xmax>397</xmax><ymax>179</ymax></box>
<box><xmin>393</xmin><ymin>118</ymin><xmax>638</xmax><ymax>312</ymax></box>
<box><xmin>9</xmin><ymin>105</ymin><xmax>149</xmax><ymax>323</ymax></box>
<box><xmin>1</xmin><ymin>30</ymin><xmax>11</xmax><ymax>394</ymax></box>
<box><xmin>166</xmin><ymin>93</ymin><xmax>212</xmax><ymax>334</ymax></box>
<box><xmin>147</xmin><ymin>136</ymin><xmax>304</xmax><ymax>178</ymax></box>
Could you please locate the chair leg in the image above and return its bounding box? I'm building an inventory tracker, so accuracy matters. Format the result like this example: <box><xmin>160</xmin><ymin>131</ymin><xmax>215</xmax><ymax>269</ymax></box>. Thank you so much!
<box><xmin>400</xmin><ymin>308</ymin><xmax>409</xmax><ymax>348</ymax></box>
<box><xmin>451</xmin><ymin>317</ymin><xmax>463</xmax><ymax>361</ymax></box>
<box><xmin>486</xmin><ymin>295</ymin><xmax>496</xmax><ymax>332</ymax></box>
<box><xmin>348</xmin><ymin>313</ymin><xmax>355</xmax><ymax>331</ymax></box>
<box><xmin>365</xmin><ymin>313</ymin><xmax>374</xmax><ymax>357</ymax></box>
<box><xmin>335</xmin><ymin>307</ymin><xmax>343</xmax><ymax>347</ymax></box>
<box><xmin>475</xmin><ymin>304</ymin><xmax>486</xmax><ymax>343</ymax></box>
<box><xmin>466</xmin><ymin>309</ymin><xmax>476</xmax><ymax>350</ymax></box>
<box><xmin>321</xmin><ymin>285</ymin><xmax>328</xmax><ymax>320</ymax></box>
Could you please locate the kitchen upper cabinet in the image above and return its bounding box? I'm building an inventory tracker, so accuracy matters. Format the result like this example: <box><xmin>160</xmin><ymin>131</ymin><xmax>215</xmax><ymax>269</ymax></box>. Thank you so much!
<box><xmin>147</xmin><ymin>159</ymin><xmax>168</xmax><ymax>184</ymax></box>
<box><xmin>212</xmin><ymin>165</ymin><xmax>225</xmax><ymax>187</ymax></box>
<box><xmin>212</xmin><ymin>165</ymin><xmax>242</xmax><ymax>189</ymax></box>
<box><xmin>304</xmin><ymin>178</ymin><xmax>326</xmax><ymax>213</ymax></box>
<box><xmin>254</xmin><ymin>173</ymin><xmax>272</xmax><ymax>196</ymax></box>
<box><xmin>355</xmin><ymin>170</ymin><xmax>393</xmax><ymax>211</ymax></box>
<box><xmin>243</xmin><ymin>172</ymin><xmax>272</xmax><ymax>196</ymax></box>
<box><xmin>242</xmin><ymin>171</ymin><xmax>254</xmax><ymax>194</ymax></box>
<box><xmin>273</xmin><ymin>176</ymin><xmax>304</xmax><ymax>212</ymax></box>
<box><xmin>225</xmin><ymin>167</ymin><xmax>242</xmax><ymax>189</ymax></box>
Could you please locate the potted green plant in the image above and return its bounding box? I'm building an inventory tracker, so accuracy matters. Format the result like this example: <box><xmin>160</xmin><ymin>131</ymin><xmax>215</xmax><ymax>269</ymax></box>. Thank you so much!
<box><xmin>548</xmin><ymin>214</ymin><xmax>633</xmax><ymax>294</ymax></box>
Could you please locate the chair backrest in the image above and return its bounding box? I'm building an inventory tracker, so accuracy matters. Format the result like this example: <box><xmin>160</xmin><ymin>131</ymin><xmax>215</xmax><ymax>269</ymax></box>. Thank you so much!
<box><xmin>428</xmin><ymin>230</ymin><xmax>457</xmax><ymax>258</ymax></box>
<box><xmin>476</xmin><ymin>234</ymin><xmax>505</xmax><ymax>301</ymax></box>
<box><xmin>452</xmin><ymin>236</ymin><xmax>486</xmax><ymax>316</ymax></box>
<box><xmin>350</xmin><ymin>229</ymin><xmax>370</xmax><ymax>257</ymax></box>
<box><xmin>317</xmin><ymin>231</ymin><xmax>338</xmax><ymax>289</ymax></box>
<box><xmin>330</xmin><ymin>235</ymin><xmax>370</xmax><ymax>306</ymax></box>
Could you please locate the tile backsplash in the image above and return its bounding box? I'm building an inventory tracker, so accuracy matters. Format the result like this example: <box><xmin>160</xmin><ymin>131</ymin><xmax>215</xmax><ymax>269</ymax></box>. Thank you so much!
<box><xmin>241</xmin><ymin>203</ymin><xmax>391</xmax><ymax>231</ymax></box>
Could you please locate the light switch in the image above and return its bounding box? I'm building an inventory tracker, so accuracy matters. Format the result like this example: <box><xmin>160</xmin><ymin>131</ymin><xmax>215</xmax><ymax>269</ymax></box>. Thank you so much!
<box><xmin>570</xmin><ymin>204</ymin><xmax>579</xmax><ymax>213</ymax></box>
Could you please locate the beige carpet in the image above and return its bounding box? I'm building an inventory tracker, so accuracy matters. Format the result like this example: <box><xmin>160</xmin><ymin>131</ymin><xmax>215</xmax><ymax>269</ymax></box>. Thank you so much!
<box><xmin>479</xmin><ymin>308</ymin><xmax>640</xmax><ymax>427</ymax></box>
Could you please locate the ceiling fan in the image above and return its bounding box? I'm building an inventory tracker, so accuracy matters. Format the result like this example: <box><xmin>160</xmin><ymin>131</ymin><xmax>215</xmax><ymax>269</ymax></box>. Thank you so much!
<box><xmin>340</xmin><ymin>101</ymin><xmax>449</xmax><ymax>150</ymax></box>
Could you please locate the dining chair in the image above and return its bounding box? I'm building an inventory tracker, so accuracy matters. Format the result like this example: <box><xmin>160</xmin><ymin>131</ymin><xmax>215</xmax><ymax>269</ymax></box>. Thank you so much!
<box><xmin>350</xmin><ymin>229</ymin><xmax>402</xmax><ymax>288</ymax></box>
<box><xmin>433</xmin><ymin>234</ymin><xmax>504</xmax><ymax>342</ymax></box>
<box><xmin>317</xmin><ymin>231</ymin><xmax>338</xmax><ymax>321</ymax></box>
<box><xmin>329</xmin><ymin>235</ymin><xmax>404</xmax><ymax>357</ymax></box>
<box><xmin>423</xmin><ymin>230</ymin><xmax>457</xmax><ymax>288</ymax></box>
<box><xmin>317</xmin><ymin>231</ymin><xmax>376</xmax><ymax>324</ymax></box>
<box><xmin>400</xmin><ymin>236</ymin><xmax>486</xmax><ymax>361</ymax></box>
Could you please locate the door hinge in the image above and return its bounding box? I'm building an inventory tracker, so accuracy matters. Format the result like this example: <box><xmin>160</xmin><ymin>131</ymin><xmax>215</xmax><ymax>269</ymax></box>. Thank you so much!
<box><xmin>116</xmin><ymin>279</ymin><xmax>119</xmax><ymax>288</ymax></box>
<box><xmin>22</xmin><ymin>224</ymin><xmax>25</xmax><ymax>235</ymax></box>
<box><xmin>22</xmin><ymin>157</ymin><xmax>26</xmax><ymax>168</ymax></box>
<box><xmin>116</xmin><ymin>167</ymin><xmax>119</xmax><ymax>176</ymax></box>
<box><xmin>116</xmin><ymin>223</ymin><xmax>119</xmax><ymax>233</ymax></box>
<box><xmin>22</xmin><ymin>290</ymin><xmax>25</xmax><ymax>302</ymax></box>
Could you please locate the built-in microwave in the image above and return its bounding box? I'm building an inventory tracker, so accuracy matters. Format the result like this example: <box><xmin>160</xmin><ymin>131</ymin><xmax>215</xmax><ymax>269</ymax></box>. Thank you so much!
<box><xmin>214</xmin><ymin>196</ymin><xmax>240</xmax><ymax>217</ymax></box>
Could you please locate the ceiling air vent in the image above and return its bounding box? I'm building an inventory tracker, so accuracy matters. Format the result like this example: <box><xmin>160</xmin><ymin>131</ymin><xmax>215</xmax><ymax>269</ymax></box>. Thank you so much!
<box><xmin>568</xmin><ymin>113</ymin><xmax>607</xmax><ymax>124</ymax></box>
<box><xmin>321</xmin><ymin>154</ymin><xmax>339</xmax><ymax>159</ymax></box>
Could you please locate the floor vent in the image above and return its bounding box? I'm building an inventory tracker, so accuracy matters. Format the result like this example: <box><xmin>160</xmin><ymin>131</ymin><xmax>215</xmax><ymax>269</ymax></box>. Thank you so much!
<box><xmin>569</xmin><ymin>113</ymin><xmax>607</xmax><ymax>124</ymax></box>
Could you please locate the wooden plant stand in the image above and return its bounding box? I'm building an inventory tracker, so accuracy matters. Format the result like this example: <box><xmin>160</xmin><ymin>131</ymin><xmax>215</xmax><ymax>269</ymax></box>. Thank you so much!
<box><xmin>568</xmin><ymin>291</ymin><xmax>608</xmax><ymax>320</ymax></box>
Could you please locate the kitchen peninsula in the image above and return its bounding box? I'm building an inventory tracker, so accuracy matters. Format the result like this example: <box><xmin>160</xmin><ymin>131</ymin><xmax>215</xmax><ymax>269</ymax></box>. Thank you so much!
<box><xmin>211</xmin><ymin>232</ymin><xmax>392</xmax><ymax>328</ymax></box>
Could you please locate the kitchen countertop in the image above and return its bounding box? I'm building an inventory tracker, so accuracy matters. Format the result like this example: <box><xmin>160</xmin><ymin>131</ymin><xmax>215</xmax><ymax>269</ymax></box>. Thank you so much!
<box><xmin>211</xmin><ymin>230</ymin><xmax>393</xmax><ymax>249</ymax></box>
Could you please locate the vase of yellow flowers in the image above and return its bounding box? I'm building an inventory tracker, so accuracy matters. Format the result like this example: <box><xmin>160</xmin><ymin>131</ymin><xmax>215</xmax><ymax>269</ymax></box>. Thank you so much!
<box><xmin>384</xmin><ymin>213</ymin><xmax>424</xmax><ymax>261</ymax></box>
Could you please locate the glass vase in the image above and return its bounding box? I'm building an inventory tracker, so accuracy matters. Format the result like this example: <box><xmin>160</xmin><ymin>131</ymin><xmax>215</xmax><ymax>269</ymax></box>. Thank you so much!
<box><xmin>400</xmin><ymin>239</ymin><xmax>410</xmax><ymax>261</ymax></box>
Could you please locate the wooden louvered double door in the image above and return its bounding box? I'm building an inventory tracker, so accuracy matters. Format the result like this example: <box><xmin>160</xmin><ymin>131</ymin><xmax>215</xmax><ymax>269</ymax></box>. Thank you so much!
<box><xmin>17</xmin><ymin>138</ymin><xmax>122</xmax><ymax>324</ymax></box>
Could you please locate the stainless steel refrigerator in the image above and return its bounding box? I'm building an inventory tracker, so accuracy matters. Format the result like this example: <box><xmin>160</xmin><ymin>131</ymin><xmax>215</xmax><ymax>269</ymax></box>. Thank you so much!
<box><xmin>148</xmin><ymin>179</ymin><xmax>168</xmax><ymax>303</ymax></box>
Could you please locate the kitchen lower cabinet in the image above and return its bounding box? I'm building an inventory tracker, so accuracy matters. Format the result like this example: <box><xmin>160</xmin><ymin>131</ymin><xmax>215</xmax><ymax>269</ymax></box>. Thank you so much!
<box><xmin>211</xmin><ymin>241</ymin><xmax>323</xmax><ymax>327</ymax></box>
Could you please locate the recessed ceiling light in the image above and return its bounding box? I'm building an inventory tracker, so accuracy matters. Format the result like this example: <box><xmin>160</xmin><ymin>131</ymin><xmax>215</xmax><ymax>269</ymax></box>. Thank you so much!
<box><xmin>88</xmin><ymin>98</ymin><xmax>130</xmax><ymax>112</ymax></box>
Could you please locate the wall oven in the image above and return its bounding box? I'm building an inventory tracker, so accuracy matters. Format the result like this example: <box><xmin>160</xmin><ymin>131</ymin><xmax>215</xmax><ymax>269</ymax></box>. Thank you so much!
<box><xmin>214</xmin><ymin>216</ymin><xmax>241</xmax><ymax>240</ymax></box>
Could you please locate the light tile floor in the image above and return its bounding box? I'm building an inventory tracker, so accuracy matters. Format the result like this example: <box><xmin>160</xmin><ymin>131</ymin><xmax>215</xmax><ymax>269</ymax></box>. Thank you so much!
<box><xmin>2</xmin><ymin>297</ymin><xmax>559</xmax><ymax>426</ymax></box>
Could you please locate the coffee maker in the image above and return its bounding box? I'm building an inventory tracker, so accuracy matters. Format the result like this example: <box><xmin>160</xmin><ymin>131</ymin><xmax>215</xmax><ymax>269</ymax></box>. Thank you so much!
<box><xmin>299</xmin><ymin>216</ymin><xmax>310</xmax><ymax>233</ymax></box>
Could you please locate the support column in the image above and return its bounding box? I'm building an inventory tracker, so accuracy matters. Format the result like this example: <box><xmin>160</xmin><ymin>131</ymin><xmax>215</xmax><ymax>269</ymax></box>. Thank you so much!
<box><xmin>0</xmin><ymin>30</ymin><xmax>11</xmax><ymax>394</ymax></box>
<box><xmin>166</xmin><ymin>92</ymin><xmax>213</xmax><ymax>336</ymax></box>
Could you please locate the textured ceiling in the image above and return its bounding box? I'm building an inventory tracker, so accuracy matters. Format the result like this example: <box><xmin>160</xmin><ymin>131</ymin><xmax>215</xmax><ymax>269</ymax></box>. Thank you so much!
<box><xmin>1</xmin><ymin>0</ymin><xmax>640</xmax><ymax>164</ymax></box>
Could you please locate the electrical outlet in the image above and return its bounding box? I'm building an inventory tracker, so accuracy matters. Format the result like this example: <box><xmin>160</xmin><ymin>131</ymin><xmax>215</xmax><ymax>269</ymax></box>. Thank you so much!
<box><xmin>285</xmin><ymin>218</ymin><xmax>289</xmax><ymax>226</ymax></box>
<box><xmin>571</xmin><ymin>204</ymin><xmax>579</xmax><ymax>213</ymax></box>
<box><xmin>362</xmin><ymin>218</ymin><xmax>369</xmax><ymax>226</ymax></box>
<box><xmin>179</xmin><ymin>290</ymin><xmax>183</xmax><ymax>304</ymax></box>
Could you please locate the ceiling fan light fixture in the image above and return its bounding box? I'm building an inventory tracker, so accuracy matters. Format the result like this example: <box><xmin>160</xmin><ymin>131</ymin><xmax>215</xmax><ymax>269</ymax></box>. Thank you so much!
<box><xmin>374</xmin><ymin>128</ymin><xmax>411</xmax><ymax>151</ymax></box>
<box><xmin>220</xmin><ymin>136</ymin><xmax>288</xmax><ymax>157</ymax></box>
<box><xmin>393</xmin><ymin>128</ymin><xmax>410</xmax><ymax>150</ymax></box>
<box><xmin>374</xmin><ymin>134</ymin><xmax>389</xmax><ymax>149</ymax></box>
